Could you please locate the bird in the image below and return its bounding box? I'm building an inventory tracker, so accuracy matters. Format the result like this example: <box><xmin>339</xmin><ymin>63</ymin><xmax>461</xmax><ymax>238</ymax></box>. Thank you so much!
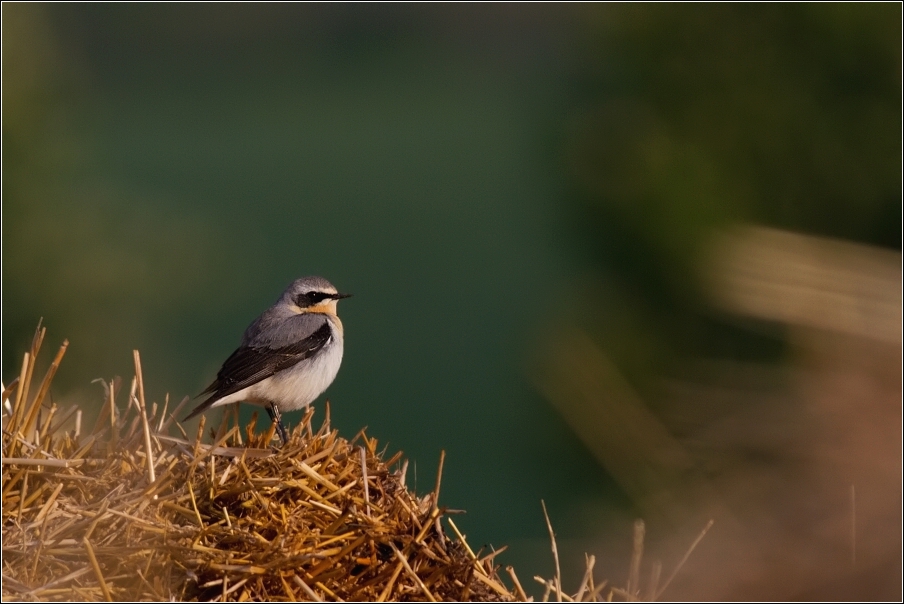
<box><xmin>185</xmin><ymin>276</ymin><xmax>351</xmax><ymax>444</ymax></box>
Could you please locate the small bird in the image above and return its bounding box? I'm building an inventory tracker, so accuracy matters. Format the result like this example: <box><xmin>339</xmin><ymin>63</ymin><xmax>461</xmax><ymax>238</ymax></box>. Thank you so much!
<box><xmin>185</xmin><ymin>276</ymin><xmax>351</xmax><ymax>444</ymax></box>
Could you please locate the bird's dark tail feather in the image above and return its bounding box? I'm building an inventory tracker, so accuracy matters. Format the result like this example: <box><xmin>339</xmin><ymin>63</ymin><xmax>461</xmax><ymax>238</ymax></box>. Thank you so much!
<box><xmin>183</xmin><ymin>394</ymin><xmax>216</xmax><ymax>421</ymax></box>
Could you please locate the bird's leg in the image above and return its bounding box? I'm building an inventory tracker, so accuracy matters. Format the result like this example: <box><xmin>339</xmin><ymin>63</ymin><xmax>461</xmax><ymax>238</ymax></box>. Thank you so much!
<box><xmin>266</xmin><ymin>404</ymin><xmax>289</xmax><ymax>445</ymax></box>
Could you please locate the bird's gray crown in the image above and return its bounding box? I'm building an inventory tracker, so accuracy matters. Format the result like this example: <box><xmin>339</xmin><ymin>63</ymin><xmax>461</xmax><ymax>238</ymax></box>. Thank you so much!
<box><xmin>279</xmin><ymin>276</ymin><xmax>351</xmax><ymax>310</ymax></box>
<box><xmin>283</xmin><ymin>276</ymin><xmax>338</xmax><ymax>299</ymax></box>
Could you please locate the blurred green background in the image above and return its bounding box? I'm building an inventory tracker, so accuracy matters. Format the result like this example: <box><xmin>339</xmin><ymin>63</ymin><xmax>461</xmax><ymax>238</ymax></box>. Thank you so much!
<box><xmin>3</xmin><ymin>3</ymin><xmax>900</xmax><ymax>597</ymax></box>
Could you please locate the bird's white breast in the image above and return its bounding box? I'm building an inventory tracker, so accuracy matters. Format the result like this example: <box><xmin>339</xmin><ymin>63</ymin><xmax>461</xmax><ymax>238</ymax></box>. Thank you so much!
<box><xmin>210</xmin><ymin>317</ymin><xmax>344</xmax><ymax>412</ymax></box>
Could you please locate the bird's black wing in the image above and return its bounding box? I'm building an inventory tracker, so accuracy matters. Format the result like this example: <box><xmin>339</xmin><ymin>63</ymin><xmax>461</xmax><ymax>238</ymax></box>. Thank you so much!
<box><xmin>184</xmin><ymin>321</ymin><xmax>332</xmax><ymax>420</ymax></box>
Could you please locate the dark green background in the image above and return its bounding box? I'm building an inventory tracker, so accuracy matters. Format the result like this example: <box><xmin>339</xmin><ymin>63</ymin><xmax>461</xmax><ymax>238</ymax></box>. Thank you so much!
<box><xmin>3</xmin><ymin>4</ymin><xmax>899</xmax><ymax>595</ymax></box>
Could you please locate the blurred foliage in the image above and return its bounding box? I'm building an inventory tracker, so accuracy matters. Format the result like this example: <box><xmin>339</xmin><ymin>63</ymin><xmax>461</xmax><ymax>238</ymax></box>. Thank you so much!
<box><xmin>559</xmin><ymin>3</ymin><xmax>900</xmax><ymax>392</ymax></box>
<box><xmin>549</xmin><ymin>6</ymin><xmax>900</xmax><ymax>597</ymax></box>
<box><xmin>574</xmin><ymin>4</ymin><xmax>900</xmax><ymax>239</ymax></box>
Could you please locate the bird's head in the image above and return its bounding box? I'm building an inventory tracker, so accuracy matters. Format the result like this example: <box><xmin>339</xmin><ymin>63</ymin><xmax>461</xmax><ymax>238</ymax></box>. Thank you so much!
<box><xmin>283</xmin><ymin>276</ymin><xmax>352</xmax><ymax>317</ymax></box>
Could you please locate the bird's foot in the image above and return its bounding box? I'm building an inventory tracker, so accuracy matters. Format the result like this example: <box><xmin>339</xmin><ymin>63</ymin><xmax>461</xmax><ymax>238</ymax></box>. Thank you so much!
<box><xmin>266</xmin><ymin>404</ymin><xmax>289</xmax><ymax>446</ymax></box>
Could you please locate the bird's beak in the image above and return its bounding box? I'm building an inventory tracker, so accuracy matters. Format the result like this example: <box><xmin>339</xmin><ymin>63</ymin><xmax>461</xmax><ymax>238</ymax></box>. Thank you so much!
<box><xmin>334</xmin><ymin>293</ymin><xmax>352</xmax><ymax>300</ymax></box>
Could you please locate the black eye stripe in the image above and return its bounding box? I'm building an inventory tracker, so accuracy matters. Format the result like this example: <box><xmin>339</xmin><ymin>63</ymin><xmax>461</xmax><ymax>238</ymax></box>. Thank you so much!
<box><xmin>295</xmin><ymin>291</ymin><xmax>334</xmax><ymax>307</ymax></box>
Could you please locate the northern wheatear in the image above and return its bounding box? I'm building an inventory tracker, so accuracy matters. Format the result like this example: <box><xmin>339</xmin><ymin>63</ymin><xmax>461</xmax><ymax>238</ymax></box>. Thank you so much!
<box><xmin>185</xmin><ymin>276</ymin><xmax>350</xmax><ymax>443</ymax></box>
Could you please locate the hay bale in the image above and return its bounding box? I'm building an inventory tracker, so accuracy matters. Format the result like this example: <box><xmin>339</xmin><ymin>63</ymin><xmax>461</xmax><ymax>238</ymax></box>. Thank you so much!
<box><xmin>2</xmin><ymin>325</ymin><xmax>516</xmax><ymax>601</ymax></box>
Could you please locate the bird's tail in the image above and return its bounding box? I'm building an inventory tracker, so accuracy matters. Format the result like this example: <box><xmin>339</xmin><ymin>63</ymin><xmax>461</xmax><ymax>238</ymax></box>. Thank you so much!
<box><xmin>182</xmin><ymin>382</ymin><xmax>219</xmax><ymax>421</ymax></box>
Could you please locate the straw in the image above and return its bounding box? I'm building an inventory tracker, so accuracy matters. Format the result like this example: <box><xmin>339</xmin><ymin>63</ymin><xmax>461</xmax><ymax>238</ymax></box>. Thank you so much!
<box><xmin>1</xmin><ymin>325</ymin><xmax>517</xmax><ymax>602</ymax></box>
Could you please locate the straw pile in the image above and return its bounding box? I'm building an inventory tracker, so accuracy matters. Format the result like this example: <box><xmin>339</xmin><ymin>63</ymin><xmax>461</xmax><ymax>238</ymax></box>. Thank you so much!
<box><xmin>4</xmin><ymin>323</ymin><xmax>704</xmax><ymax>601</ymax></box>
<box><xmin>2</xmin><ymin>324</ymin><xmax>521</xmax><ymax>601</ymax></box>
